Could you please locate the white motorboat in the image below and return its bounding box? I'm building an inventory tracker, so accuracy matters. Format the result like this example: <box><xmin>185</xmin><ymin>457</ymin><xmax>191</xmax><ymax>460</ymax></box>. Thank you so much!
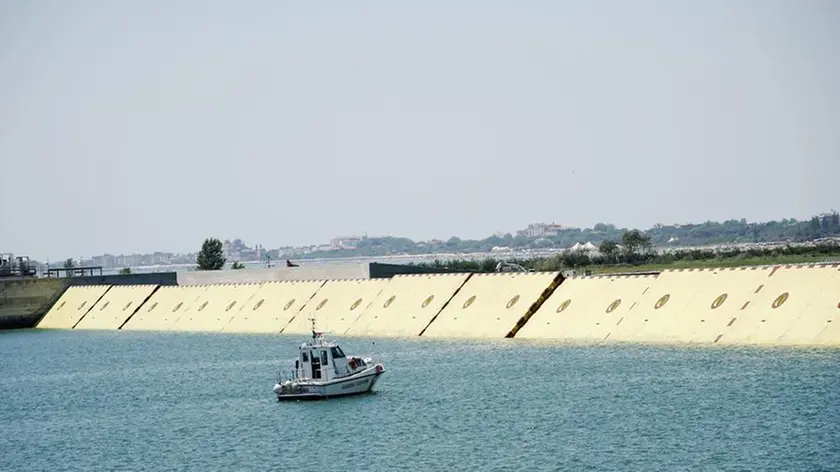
<box><xmin>273</xmin><ymin>320</ymin><xmax>385</xmax><ymax>401</ymax></box>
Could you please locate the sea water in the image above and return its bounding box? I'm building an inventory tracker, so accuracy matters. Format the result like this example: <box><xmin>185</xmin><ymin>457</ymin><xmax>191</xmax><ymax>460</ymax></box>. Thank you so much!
<box><xmin>1</xmin><ymin>329</ymin><xmax>838</xmax><ymax>471</ymax></box>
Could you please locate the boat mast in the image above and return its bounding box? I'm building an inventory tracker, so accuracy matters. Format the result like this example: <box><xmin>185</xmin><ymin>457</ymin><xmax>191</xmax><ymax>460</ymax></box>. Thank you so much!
<box><xmin>309</xmin><ymin>317</ymin><xmax>318</xmax><ymax>343</ymax></box>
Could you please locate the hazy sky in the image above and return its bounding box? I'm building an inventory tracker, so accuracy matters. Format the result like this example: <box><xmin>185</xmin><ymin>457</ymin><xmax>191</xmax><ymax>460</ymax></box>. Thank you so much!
<box><xmin>1</xmin><ymin>1</ymin><xmax>838</xmax><ymax>260</ymax></box>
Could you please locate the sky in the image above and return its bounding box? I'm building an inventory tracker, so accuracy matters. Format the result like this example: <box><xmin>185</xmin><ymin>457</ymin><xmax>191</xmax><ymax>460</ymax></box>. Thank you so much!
<box><xmin>1</xmin><ymin>1</ymin><xmax>838</xmax><ymax>261</ymax></box>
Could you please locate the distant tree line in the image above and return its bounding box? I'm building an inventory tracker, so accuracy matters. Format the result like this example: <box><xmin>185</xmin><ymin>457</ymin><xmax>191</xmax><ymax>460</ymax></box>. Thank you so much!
<box><xmin>292</xmin><ymin>213</ymin><xmax>840</xmax><ymax>260</ymax></box>
<box><xmin>407</xmin><ymin>238</ymin><xmax>840</xmax><ymax>273</ymax></box>
<box><xmin>189</xmin><ymin>213</ymin><xmax>840</xmax><ymax>271</ymax></box>
<box><xmin>51</xmin><ymin>212</ymin><xmax>840</xmax><ymax>270</ymax></box>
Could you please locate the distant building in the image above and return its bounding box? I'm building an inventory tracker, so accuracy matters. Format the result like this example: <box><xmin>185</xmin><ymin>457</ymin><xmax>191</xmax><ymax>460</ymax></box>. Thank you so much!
<box><xmin>516</xmin><ymin>223</ymin><xmax>565</xmax><ymax>238</ymax></box>
<box><xmin>820</xmin><ymin>211</ymin><xmax>839</xmax><ymax>232</ymax></box>
<box><xmin>92</xmin><ymin>254</ymin><xmax>116</xmax><ymax>268</ymax></box>
<box><xmin>223</xmin><ymin>238</ymin><xmax>250</xmax><ymax>261</ymax></box>
<box><xmin>330</xmin><ymin>236</ymin><xmax>362</xmax><ymax>249</ymax></box>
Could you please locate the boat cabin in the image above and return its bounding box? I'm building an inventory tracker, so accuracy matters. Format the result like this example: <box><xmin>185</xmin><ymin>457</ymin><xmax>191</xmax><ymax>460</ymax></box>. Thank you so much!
<box><xmin>294</xmin><ymin>332</ymin><xmax>370</xmax><ymax>381</ymax></box>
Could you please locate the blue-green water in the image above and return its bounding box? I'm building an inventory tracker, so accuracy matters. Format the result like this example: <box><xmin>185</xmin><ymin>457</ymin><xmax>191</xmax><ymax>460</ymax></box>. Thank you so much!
<box><xmin>1</xmin><ymin>330</ymin><xmax>838</xmax><ymax>471</ymax></box>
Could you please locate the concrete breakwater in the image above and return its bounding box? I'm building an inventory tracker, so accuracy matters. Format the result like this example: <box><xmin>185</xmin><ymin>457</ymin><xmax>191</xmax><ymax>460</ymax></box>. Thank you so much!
<box><xmin>0</xmin><ymin>273</ymin><xmax>179</xmax><ymax>330</ymax></box>
<box><xmin>0</xmin><ymin>263</ymin><xmax>448</xmax><ymax>330</ymax></box>
<box><xmin>29</xmin><ymin>263</ymin><xmax>840</xmax><ymax>347</ymax></box>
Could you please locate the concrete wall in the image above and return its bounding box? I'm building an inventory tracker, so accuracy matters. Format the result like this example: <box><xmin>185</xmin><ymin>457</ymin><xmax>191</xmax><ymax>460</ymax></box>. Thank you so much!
<box><xmin>0</xmin><ymin>278</ymin><xmax>66</xmax><ymax>330</ymax></box>
<box><xmin>1</xmin><ymin>272</ymin><xmax>177</xmax><ymax>330</ymax></box>
<box><xmin>64</xmin><ymin>272</ymin><xmax>178</xmax><ymax>287</ymax></box>
<box><xmin>367</xmin><ymin>262</ymin><xmax>465</xmax><ymax>278</ymax></box>
<box><xmin>16</xmin><ymin>263</ymin><xmax>840</xmax><ymax>347</ymax></box>
<box><xmin>176</xmin><ymin>265</ymin><xmax>370</xmax><ymax>285</ymax></box>
<box><xmin>176</xmin><ymin>262</ymin><xmax>462</xmax><ymax>285</ymax></box>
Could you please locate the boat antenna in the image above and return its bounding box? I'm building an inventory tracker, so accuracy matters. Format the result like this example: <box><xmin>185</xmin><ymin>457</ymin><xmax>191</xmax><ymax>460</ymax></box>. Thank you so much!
<box><xmin>309</xmin><ymin>316</ymin><xmax>325</xmax><ymax>343</ymax></box>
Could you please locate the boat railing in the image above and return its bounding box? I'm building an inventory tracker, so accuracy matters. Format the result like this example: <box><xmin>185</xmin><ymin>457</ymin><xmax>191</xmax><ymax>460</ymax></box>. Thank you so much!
<box><xmin>276</xmin><ymin>368</ymin><xmax>304</xmax><ymax>383</ymax></box>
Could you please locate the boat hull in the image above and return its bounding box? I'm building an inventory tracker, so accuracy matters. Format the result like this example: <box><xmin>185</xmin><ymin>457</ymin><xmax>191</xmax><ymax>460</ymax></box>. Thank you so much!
<box><xmin>273</xmin><ymin>365</ymin><xmax>384</xmax><ymax>401</ymax></box>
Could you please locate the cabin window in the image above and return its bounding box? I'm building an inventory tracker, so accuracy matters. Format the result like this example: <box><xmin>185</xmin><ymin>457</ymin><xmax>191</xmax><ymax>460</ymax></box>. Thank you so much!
<box><xmin>320</xmin><ymin>351</ymin><xmax>328</xmax><ymax>365</ymax></box>
<box><xmin>301</xmin><ymin>352</ymin><xmax>309</xmax><ymax>362</ymax></box>
<box><xmin>331</xmin><ymin>347</ymin><xmax>346</xmax><ymax>358</ymax></box>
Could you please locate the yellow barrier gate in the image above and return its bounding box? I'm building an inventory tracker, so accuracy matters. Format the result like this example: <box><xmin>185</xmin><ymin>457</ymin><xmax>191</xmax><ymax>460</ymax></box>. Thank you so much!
<box><xmin>422</xmin><ymin>272</ymin><xmax>561</xmax><ymax>339</ymax></box>
<box><xmin>283</xmin><ymin>279</ymin><xmax>389</xmax><ymax>335</ymax></box>
<box><xmin>74</xmin><ymin>285</ymin><xmax>159</xmax><ymax>330</ymax></box>
<box><xmin>347</xmin><ymin>273</ymin><xmax>471</xmax><ymax>338</ymax></box>
<box><xmin>224</xmin><ymin>281</ymin><xmax>325</xmax><ymax>334</ymax></box>
<box><xmin>36</xmin><ymin>285</ymin><xmax>112</xmax><ymax>329</ymax></box>
<box><xmin>516</xmin><ymin>274</ymin><xmax>657</xmax><ymax>342</ymax></box>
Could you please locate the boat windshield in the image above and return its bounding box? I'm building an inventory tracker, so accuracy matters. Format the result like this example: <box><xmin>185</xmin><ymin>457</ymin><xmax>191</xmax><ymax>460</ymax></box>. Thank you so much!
<box><xmin>331</xmin><ymin>346</ymin><xmax>346</xmax><ymax>358</ymax></box>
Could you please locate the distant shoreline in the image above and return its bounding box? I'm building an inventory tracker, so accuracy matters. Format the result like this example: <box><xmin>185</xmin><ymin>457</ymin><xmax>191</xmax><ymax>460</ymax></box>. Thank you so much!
<box><xmin>98</xmin><ymin>239</ymin><xmax>840</xmax><ymax>276</ymax></box>
<box><xmin>406</xmin><ymin>241</ymin><xmax>840</xmax><ymax>275</ymax></box>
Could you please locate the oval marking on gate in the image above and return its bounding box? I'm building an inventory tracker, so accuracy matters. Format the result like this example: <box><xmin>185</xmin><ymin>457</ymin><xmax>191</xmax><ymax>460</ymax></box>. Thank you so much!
<box><xmin>283</xmin><ymin>299</ymin><xmax>296</xmax><ymax>311</ymax></box>
<box><xmin>771</xmin><ymin>292</ymin><xmax>789</xmax><ymax>309</ymax></box>
<box><xmin>506</xmin><ymin>294</ymin><xmax>520</xmax><ymax>309</ymax></box>
<box><xmin>316</xmin><ymin>299</ymin><xmax>328</xmax><ymax>311</ymax></box>
<box><xmin>421</xmin><ymin>295</ymin><xmax>435</xmax><ymax>308</ymax></box>
<box><xmin>606</xmin><ymin>299</ymin><xmax>621</xmax><ymax>314</ymax></box>
<box><xmin>711</xmin><ymin>293</ymin><xmax>728</xmax><ymax>310</ymax></box>
<box><xmin>383</xmin><ymin>295</ymin><xmax>395</xmax><ymax>308</ymax></box>
<box><xmin>462</xmin><ymin>295</ymin><xmax>476</xmax><ymax>309</ymax></box>
<box><xmin>654</xmin><ymin>294</ymin><xmax>670</xmax><ymax>310</ymax></box>
<box><xmin>350</xmin><ymin>298</ymin><xmax>363</xmax><ymax>311</ymax></box>
<box><xmin>556</xmin><ymin>299</ymin><xmax>571</xmax><ymax>313</ymax></box>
